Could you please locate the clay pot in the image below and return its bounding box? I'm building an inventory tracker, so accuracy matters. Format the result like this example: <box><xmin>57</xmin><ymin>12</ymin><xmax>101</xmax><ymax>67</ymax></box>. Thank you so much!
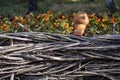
<box><xmin>74</xmin><ymin>24</ymin><xmax>86</xmax><ymax>36</ymax></box>
<box><xmin>73</xmin><ymin>11</ymin><xmax>89</xmax><ymax>36</ymax></box>
<box><xmin>74</xmin><ymin>11</ymin><xmax>89</xmax><ymax>25</ymax></box>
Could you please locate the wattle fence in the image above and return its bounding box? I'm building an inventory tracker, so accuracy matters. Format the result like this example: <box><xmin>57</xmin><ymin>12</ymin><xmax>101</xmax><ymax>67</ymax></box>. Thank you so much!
<box><xmin>0</xmin><ymin>32</ymin><xmax>120</xmax><ymax>80</ymax></box>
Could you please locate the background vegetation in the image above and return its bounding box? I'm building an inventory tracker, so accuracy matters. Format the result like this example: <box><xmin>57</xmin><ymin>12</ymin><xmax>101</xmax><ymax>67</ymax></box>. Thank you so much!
<box><xmin>0</xmin><ymin>0</ymin><xmax>120</xmax><ymax>35</ymax></box>
<box><xmin>0</xmin><ymin>0</ymin><xmax>120</xmax><ymax>16</ymax></box>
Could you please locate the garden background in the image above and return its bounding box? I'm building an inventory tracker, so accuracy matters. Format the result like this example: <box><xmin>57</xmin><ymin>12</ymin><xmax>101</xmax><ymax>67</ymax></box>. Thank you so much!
<box><xmin>0</xmin><ymin>0</ymin><xmax>120</xmax><ymax>36</ymax></box>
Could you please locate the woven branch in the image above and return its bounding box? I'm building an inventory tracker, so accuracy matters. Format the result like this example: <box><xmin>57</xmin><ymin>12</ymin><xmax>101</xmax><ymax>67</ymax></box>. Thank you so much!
<box><xmin>0</xmin><ymin>32</ymin><xmax>120</xmax><ymax>80</ymax></box>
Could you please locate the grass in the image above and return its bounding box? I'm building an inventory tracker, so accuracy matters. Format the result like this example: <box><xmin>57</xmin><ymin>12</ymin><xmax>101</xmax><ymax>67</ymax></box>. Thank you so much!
<box><xmin>0</xmin><ymin>0</ymin><xmax>119</xmax><ymax>16</ymax></box>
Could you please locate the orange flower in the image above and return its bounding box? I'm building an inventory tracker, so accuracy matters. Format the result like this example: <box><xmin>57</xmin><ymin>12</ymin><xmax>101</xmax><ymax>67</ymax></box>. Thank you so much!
<box><xmin>111</xmin><ymin>15</ymin><xmax>115</xmax><ymax>20</ymax></box>
<box><xmin>14</xmin><ymin>16</ymin><xmax>19</xmax><ymax>20</ymax></box>
<box><xmin>3</xmin><ymin>24</ymin><xmax>7</xmax><ymax>27</ymax></box>
<box><xmin>15</xmin><ymin>24</ymin><xmax>19</xmax><ymax>28</ymax></box>
<box><xmin>2</xmin><ymin>24</ymin><xmax>9</xmax><ymax>31</ymax></box>
<box><xmin>43</xmin><ymin>13</ymin><xmax>50</xmax><ymax>22</ymax></box>
<box><xmin>69</xmin><ymin>26</ymin><xmax>74</xmax><ymax>30</ymax></box>
<box><xmin>102</xmin><ymin>15</ymin><xmax>107</xmax><ymax>19</ymax></box>
<box><xmin>4</xmin><ymin>27</ymin><xmax>9</xmax><ymax>31</ymax></box>
<box><xmin>45</xmin><ymin>17</ymin><xmax>50</xmax><ymax>22</ymax></box>
<box><xmin>0</xmin><ymin>26</ymin><xmax>3</xmax><ymax>29</ymax></box>
<box><xmin>47</xmin><ymin>10</ymin><xmax>51</xmax><ymax>14</ymax></box>
<box><xmin>21</xmin><ymin>18</ymin><xmax>27</xmax><ymax>23</ymax></box>
<box><xmin>102</xmin><ymin>15</ymin><xmax>107</xmax><ymax>22</ymax></box>
<box><xmin>109</xmin><ymin>19</ymin><xmax>115</xmax><ymax>23</ymax></box>
<box><xmin>44</xmin><ymin>13</ymin><xmax>48</xmax><ymax>18</ymax></box>
<box><xmin>102</xmin><ymin>18</ymin><xmax>106</xmax><ymax>22</ymax></box>
<box><xmin>94</xmin><ymin>15</ymin><xmax>98</xmax><ymax>19</ymax></box>
<box><xmin>101</xmin><ymin>23</ymin><xmax>105</xmax><ymax>28</ymax></box>
<box><xmin>110</xmin><ymin>15</ymin><xmax>115</xmax><ymax>23</ymax></box>
<box><xmin>36</xmin><ymin>13</ymin><xmax>41</xmax><ymax>19</ymax></box>
<box><xmin>57</xmin><ymin>18</ymin><xmax>61</xmax><ymax>21</ymax></box>
<box><xmin>62</xmin><ymin>15</ymin><xmax>65</xmax><ymax>19</ymax></box>
<box><xmin>53</xmin><ymin>22</ymin><xmax>57</xmax><ymax>27</ymax></box>
<box><xmin>11</xmin><ymin>21</ymin><xmax>19</xmax><ymax>28</ymax></box>
<box><xmin>63</xmin><ymin>22</ymin><xmax>69</xmax><ymax>27</ymax></box>
<box><xmin>96</xmin><ymin>19</ymin><xmax>101</xmax><ymax>23</ymax></box>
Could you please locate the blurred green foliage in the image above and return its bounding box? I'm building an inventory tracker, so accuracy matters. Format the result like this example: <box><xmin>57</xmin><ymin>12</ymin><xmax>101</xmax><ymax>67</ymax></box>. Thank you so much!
<box><xmin>0</xmin><ymin>0</ymin><xmax>119</xmax><ymax>16</ymax></box>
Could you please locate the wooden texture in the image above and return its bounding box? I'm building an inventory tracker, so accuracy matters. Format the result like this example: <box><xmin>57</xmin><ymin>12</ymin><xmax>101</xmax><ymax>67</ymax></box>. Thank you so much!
<box><xmin>0</xmin><ymin>32</ymin><xmax>120</xmax><ymax>80</ymax></box>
